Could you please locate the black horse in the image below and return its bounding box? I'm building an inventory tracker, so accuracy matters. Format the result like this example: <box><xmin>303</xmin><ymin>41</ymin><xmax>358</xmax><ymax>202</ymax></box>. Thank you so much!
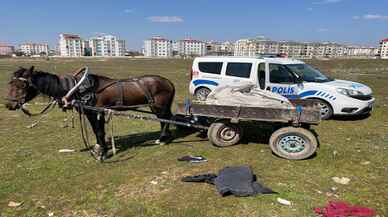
<box><xmin>5</xmin><ymin>66</ymin><xmax>175</xmax><ymax>161</ymax></box>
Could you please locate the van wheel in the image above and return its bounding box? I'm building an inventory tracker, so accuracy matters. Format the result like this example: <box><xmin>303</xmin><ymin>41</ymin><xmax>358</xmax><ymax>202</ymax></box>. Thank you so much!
<box><xmin>195</xmin><ymin>87</ymin><xmax>211</xmax><ymax>101</ymax></box>
<box><xmin>315</xmin><ymin>99</ymin><xmax>333</xmax><ymax>120</ymax></box>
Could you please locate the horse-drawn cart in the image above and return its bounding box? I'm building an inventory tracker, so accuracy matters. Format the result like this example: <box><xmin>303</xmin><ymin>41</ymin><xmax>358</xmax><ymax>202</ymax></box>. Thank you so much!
<box><xmin>73</xmin><ymin>98</ymin><xmax>321</xmax><ymax>160</ymax></box>
<box><xmin>6</xmin><ymin>66</ymin><xmax>321</xmax><ymax>161</ymax></box>
<box><xmin>175</xmin><ymin>99</ymin><xmax>321</xmax><ymax>160</ymax></box>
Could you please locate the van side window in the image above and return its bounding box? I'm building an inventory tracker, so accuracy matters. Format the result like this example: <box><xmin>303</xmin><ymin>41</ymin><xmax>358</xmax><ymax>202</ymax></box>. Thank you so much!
<box><xmin>198</xmin><ymin>62</ymin><xmax>223</xmax><ymax>75</ymax></box>
<box><xmin>258</xmin><ymin>63</ymin><xmax>266</xmax><ymax>90</ymax></box>
<box><xmin>225</xmin><ymin>63</ymin><xmax>252</xmax><ymax>78</ymax></box>
<box><xmin>269</xmin><ymin>64</ymin><xmax>295</xmax><ymax>84</ymax></box>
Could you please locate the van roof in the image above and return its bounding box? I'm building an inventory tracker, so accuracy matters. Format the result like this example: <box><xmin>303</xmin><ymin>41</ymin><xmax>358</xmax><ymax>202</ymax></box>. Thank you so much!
<box><xmin>195</xmin><ymin>56</ymin><xmax>305</xmax><ymax>65</ymax></box>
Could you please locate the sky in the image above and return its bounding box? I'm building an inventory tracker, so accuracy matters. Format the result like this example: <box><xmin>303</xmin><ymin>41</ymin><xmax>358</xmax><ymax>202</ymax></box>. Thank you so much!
<box><xmin>1</xmin><ymin>0</ymin><xmax>388</xmax><ymax>50</ymax></box>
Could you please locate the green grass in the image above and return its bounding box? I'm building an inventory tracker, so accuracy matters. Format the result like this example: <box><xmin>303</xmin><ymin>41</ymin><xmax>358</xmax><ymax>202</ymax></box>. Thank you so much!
<box><xmin>0</xmin><ymin>58</ymin><xmax>387</xmax><ymax>217</ymax></box>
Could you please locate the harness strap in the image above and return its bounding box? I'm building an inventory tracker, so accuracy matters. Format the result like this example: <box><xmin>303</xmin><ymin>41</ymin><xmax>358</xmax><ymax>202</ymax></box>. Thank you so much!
<box><xmin>118</xmin><ymin>81</ymin><xmax>124</xmax><ymax>106</ymax></box>
<box><xmin>95</xmin><ymin>78</ymin><xmax>155</xmax><ymax>105</ymax></box>
<box><xmin>133</xmin><ymin>79</ymin><xmax>155</xmax><ymax>105</ymax></box>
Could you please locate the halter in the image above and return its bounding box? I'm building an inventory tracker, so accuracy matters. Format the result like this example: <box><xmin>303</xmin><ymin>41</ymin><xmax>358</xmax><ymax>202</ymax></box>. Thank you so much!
<box><xmin>5</xmin><ymin>77</ymin><xmax>33</xmax><ymax>104</ymax></box>
<box><xmin>6</xmin><ymin>76</ymin><xmax>54</xmax><ymax>117</ymax></box>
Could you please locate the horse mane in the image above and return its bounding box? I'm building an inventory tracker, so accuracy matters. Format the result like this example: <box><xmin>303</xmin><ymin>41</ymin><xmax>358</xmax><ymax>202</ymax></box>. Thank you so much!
<box><xmin>31</xmin><ymin>70</ymin><xmax>67</xmax><ymax>98</ymax></box>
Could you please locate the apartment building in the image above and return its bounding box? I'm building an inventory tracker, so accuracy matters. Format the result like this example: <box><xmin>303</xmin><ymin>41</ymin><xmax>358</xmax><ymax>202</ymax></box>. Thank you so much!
<box><xmin>379</xmin><ymin>39</ymin><xmax>388</xmax><ymax>59</ymax></box>
<box><xmin>88</xmin><ymin>35</ymin><xmax>126</xmax><ymax>57</ymax></box>
<box><xmin>347</xmin><ymin>46</ymin><xmax>379</xmax><ymax>57</ymax></box>
<box><xmin>206</xmin><ymin>41</ymin><xmax>234</xmax><ymax>56</ymax></box>
<box><xmin>144</xmin><ymin>36</ymin><xmax>173</xmax><ymax>57</ymax></box>
<box><xmin>59</xmin><ymin>33</ymin><xmax>83</xmax><ymax>57</ymax></box>
<box><xmin>178</xmin><ymin>39</ymin><xmax>206</xmax><ymax>57</ymax></box>
<box><xmin>0</xmin><ymin>43</ymin><xmax>14</xmax><ymax>56</ymax></box>
<box><xmin>20</xmin><ymin>43</ymin><xmax>49</xmax><ymax>56</ymax></box>
<box><xmin>234</xmin><ymin>39</ymin><xmax>256</xmax><ymax>57</ymax></box>
<box><xmin>172</xmin><ymin>41</ymin><xmax>180</xmax><ymax>56</ymax></box>
<box><xmin>234</xmin><ymin>37</ymin><xmax>378</xmax><ymax>58</ymax></box>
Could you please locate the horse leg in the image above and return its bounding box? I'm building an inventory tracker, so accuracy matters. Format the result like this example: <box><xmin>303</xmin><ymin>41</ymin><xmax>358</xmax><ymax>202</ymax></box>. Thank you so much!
<box><xmin>86</xmin><ymin>112</ymin><xmax>107</xmax><ymax>161</ymax></box>
<box><xmin>155</xmin><ymin>109</ymin><xmax>173</xmax><ymax>145</ymax></box>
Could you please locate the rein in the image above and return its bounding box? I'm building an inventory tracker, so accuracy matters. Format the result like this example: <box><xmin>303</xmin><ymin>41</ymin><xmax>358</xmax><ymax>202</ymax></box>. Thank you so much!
<box><xmin>21</xmin><ymin>99</ymin><xmax>57</xmax><ymax>117</ymax></box>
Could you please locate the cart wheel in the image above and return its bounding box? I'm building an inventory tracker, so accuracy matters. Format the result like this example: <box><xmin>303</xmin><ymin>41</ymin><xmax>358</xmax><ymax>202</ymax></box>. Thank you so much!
<box><xmin>208</xmin><ymin>122</ymin><xmax>242</xmax><ymax>147</ymax></box>
<box><xmin>269</xmin><ymin>127</ymin><xmax>318</xmax><ymax>160</ymax></box>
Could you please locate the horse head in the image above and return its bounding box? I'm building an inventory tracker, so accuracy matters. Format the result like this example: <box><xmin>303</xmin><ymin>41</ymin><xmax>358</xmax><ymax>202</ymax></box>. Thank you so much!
<box><xmin>5</xmin><ymin>66</ymin><xmax>39</xmax><ymax>110</ymax></box>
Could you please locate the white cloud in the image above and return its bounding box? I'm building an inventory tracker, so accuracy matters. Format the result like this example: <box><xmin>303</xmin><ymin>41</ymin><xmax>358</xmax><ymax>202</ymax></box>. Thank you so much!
<box><xmin>93</xmin><ymin>32</ymin><xmax>107</xmax><ymax>36</ymax></box>
<box><xmin>353</xmin><ymin>14</ymin><xmax>388</xmax><ymax>21</ymax></box>
<box><xmin>316</xmin><ymin>28</ymin><xmax>329</xmax><ymax>32</ymax></box>
<box><xmin>124</xmin><ymin>9</ymin><xmax>135</xmax><ymax>14</ymax></box>
<box><xmin>307</xmin><ymin>7</ymin><xmax>313</xmax><ymax>11</ymax></box>
<box><xmin>363</xmin><ymin>14</ymin><xmax>388</xmax><ymax>20</ymax></box>
<box><xmin>313</xmin><ymin>0</ymin><xmax>342</xmax><ymax>4</ymax></box>
<box><xmin>147</xmin><ymin>16</ymin><xmax>184</xmax><ymax>23</ymax></box>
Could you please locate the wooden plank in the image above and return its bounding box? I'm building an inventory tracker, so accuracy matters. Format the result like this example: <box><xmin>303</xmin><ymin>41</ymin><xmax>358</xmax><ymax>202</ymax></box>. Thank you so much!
<box><xmin>176</xmin><ymin>102</ymin><xmax>320</xmax><ymax>124</ymax></box>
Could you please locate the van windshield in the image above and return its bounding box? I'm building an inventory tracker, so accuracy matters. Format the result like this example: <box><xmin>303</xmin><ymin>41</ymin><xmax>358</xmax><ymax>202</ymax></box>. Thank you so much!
<box><xmin>286</xmin><ymin>64</ymin><xmax>332</xmax><ymax>83</ymax></box>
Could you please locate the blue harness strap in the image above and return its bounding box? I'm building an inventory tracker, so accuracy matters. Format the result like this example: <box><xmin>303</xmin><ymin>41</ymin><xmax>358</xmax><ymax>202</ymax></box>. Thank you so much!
<box><xmin>296</xmin><ymin>105</ymin><xmax>303</xmax><ymax>114</ymax></box>
<box><xmin>184</xmin><ymin>98</ymin><xmax>191</xmax><ymax>113</ymax></box>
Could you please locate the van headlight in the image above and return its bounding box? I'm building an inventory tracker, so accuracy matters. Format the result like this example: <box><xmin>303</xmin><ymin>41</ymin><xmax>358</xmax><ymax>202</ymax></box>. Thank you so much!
<box><xmin>336</xmin><ymin>88</ymin><xmax>364</xmax><ymax>96</ymax></box>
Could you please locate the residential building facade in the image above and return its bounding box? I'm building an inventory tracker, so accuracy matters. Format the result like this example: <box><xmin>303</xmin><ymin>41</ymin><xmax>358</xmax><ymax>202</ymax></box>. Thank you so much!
<box><xmin>347</xmin><ymin>46</ymin><xmax>379</xmax><ymax>57</ymax></box>
<box><xmin>234</xmin><ymin>37</ymin><xmax>378</xmax><ymax>58</ymax></box>
<box><xmin>143</xmin><ymin>36</ymin><xmax>173</xmax><ymax>57</ymax></box>
<box><xmin>379</xmin><ymin>39</ymin><xmax>388</xmax><ymax>59</ymax></box>
<box><xmin>206</xmin><ymin>41</ymin><xmax>234</xmax><ymax>56</ymax></box>
<box><xmin>178</xmin><ymin>39</ymin><xmax>206</xmax><ymax>57</ymax></box>
<box><xmin>88</xmin><ymin>35</ymin><xmax>126</xmax><ymax>57</ymax></box>
<box><xmin>20</xmin><ymin>43</ymin><xmax>49</xmax><ymax>56</ymax></box>
<box><xmin>0</xmin><ymin>43</ymin><xmax>14</xmax><ymax>56</ymax></box>
<box><xmin>59</xmin><ymin>33</ymin><xmax>83</xmax><ymax>57</ymax></box>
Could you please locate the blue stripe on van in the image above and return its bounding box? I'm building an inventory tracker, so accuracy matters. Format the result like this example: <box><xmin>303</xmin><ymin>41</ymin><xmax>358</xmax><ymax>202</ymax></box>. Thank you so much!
<box><xmin>299</xmin><ymin>90</ymin><xmax>318</xmax><ymax>98</ymax></box>
<box><xmin>193</xmin><ymin>79</ymin><xmax>219</xmax><ymax>86</ymax></box>
<box><xmin>285</xmin><ymin>95</ymin><xmax>300</xmax><ymax>100</ymax></box>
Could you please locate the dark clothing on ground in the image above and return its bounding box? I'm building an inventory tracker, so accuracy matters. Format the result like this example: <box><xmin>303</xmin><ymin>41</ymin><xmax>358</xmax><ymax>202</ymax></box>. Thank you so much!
<box><xmin>182</xmin><ymin>165</ymin><xmax>276</xmax><ymax>197</ymax></box>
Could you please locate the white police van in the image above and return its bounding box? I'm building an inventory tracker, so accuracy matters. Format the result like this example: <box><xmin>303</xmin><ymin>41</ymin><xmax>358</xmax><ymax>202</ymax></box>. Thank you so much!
<box><xmin>189</xmin><ymin>56</ymin><xmax>375</xmax><ymax>119</ymax></box>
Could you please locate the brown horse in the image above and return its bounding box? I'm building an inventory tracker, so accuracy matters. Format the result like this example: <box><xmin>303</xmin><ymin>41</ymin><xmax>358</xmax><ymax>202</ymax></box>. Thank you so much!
<box><xmin>5</xmin><ymin>66</ymin><xmax>175</xmax><ymax>161</ymax></box>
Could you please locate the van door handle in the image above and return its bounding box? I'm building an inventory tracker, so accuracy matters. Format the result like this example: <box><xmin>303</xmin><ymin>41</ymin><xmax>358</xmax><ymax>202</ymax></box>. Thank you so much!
<box><xmin>266</xmin><ymin>87</ymin><xmax>271</xmax><ymax>91</ymax></box>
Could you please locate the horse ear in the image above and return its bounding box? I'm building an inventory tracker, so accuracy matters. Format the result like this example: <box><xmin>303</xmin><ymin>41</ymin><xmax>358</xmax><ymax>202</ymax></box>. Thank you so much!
<box><xmin>29</xmin><ymin>66</ymin><xmax>35</xmax><ymax>72</ymax></box>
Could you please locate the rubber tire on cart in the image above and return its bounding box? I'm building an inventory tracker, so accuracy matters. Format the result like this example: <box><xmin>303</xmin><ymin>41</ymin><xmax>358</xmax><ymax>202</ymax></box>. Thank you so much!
<box><xmin>269</xmin><ymin>127</ymin><xmax>318</xmax><ymax>160</ymax></box>
<box><xmin>195</xmin><ymin>87</ymin><xmax>211</xmax><ymax>101</ymax></box>
<box><xmin>208</xmin><ymin>122</ymin><xmax>243</xmax><ymax>147</ymax></box>
<box><xmin>315</xmin><ymin>99</ymin><xmax>333</xmax><ymax>120</ymax></box>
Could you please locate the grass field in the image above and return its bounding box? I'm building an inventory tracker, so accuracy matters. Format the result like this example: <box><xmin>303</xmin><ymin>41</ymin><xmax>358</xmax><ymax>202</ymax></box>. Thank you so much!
<box><xmin>0</xmin><ymin>58</ymin><xmax>387</xmax><ymax>217</ymax></box>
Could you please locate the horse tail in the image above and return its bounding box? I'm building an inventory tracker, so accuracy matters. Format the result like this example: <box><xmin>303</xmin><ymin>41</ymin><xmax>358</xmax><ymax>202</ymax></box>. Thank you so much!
<box><xmin>165</xmin><ymin>78</ymin><xmax>175</xmax><ymax>118</ymax></box>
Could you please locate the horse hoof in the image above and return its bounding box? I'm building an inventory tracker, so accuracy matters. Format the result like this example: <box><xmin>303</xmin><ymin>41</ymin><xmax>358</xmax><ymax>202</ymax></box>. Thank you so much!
<box><xmin>90</xmin><ymin>144</ymin><xmax>106</xmax><ymax>162</ymax></box>
<box><xmin>155</xmin><ymin>139</ymin><xmax>161</xmax><ymax>145</ymax></box>
<box><xmin>90</xmin><ymin>152</ymin><xmax>106</xmax><ymax>162</ymax></box>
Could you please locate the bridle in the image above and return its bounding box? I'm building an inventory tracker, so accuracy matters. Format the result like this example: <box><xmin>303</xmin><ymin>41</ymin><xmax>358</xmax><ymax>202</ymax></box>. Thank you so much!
<box><xmin>5</xmin><ymin>77</ymin><xmax>33</xmax><ymax>106</ymax></box>
<box><xmin>6</xmin><ymin>76</ymin><xmax>56</xmax><ymax>116</ymax></box>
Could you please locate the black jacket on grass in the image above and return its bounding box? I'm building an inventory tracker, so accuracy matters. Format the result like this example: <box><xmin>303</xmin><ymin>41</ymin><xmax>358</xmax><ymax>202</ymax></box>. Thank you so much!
<box><xmin>182</xmin><ymin>165</ymin><xmax>276</xmax><ymax>197</ymax></box>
